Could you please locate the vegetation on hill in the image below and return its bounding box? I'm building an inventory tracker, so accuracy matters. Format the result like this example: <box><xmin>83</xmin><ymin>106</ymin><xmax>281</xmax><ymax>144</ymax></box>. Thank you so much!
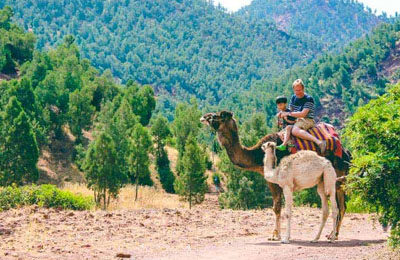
<box><xmin>229</xmin><ymin>21</ymin><xmax>400</xmax><ymax>128</ymax></box>
<box><xmin>238</xmin><ymin>0</ymin><xmax>388</xmax><ymax>48</ymax></box>
<box><xmin>2</xmin><ymin>0</ymin><xmax>323</xmax><ymax>118</ymax></box>
<box><xmin>0</xmin><ymin>6</ymin><xmax>35</xmax><ymax>74</ymax></box>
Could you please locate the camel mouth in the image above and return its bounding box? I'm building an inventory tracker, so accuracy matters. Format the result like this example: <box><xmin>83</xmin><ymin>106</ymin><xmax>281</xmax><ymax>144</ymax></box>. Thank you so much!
<box><xmin>200</xmin><ymin>116</ymin><xmax>209</xmax><ymax>125</ymax></box>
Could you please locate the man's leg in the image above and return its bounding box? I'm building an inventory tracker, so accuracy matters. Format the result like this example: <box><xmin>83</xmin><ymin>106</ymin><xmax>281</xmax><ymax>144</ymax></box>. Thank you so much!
<box><xmin>292</xmin><ymin>126</ymin><xmax>327</xmax><ymax>153</ymax></box>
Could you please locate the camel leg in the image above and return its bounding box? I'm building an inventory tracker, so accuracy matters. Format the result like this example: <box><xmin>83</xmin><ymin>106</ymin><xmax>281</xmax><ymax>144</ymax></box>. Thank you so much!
<box><xmin>327</xmin><ymin>169</ymin><xmax>346</xmax><ymax>240</ymax></box>
<box><xmin>282</xmin><ymin>186</ymin><xmax>293</xmax><ymax>244</ymax></box>
<box><xmin>268</xmin><ymin>182</ymin><xmax>282</xmax><ymax>241</ymax></box>
<box><xmin>312</xmin><ymin>181</ymin><xmax>329</xmax><ymax>243</ymax></box>
<box><xmin>328</xmin><ymin>186</ymin><xmax>339</xmax><ymax>242</ymax></box>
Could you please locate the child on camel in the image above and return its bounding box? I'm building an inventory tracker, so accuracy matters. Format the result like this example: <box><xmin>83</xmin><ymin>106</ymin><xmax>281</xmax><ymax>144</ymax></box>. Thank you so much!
<box><xmin>275</xmin><ymin>96</ymin><xmax>296</xmax><ymax>151</ymax></box>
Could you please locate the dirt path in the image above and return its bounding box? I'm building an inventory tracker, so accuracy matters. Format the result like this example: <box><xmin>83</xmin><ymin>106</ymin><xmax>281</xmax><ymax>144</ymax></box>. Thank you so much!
<box><xmin>0</xmin><ymin>195</ymin><xmax>394</xmax><ymax>259</ymax></box>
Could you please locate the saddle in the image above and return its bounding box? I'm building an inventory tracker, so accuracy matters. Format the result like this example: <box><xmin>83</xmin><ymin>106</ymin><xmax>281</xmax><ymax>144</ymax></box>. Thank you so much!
<box><xmin>283</xmin><ymin>123</ymin><xmax>343</xmax><ymax>158</ymax></box>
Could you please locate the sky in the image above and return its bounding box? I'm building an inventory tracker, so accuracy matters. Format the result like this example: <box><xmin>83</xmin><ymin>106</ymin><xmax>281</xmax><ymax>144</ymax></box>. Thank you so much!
<box><xmin>214</xmin><ymin>0</ymin><xmax>400</xmax><ymax>16</ymax></box>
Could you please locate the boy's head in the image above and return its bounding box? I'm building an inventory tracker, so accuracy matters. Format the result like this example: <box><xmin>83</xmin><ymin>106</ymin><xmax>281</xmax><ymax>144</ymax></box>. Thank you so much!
<box><xmin>275</xmin><ymin>96</ymin><xmax>287</xmax><ymax>111</ymax></box>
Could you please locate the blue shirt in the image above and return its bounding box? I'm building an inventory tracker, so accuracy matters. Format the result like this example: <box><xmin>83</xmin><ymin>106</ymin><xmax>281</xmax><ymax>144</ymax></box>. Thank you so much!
<box><xmin>289</xmin><ymin>94</ymin><xmax>315</xmax><ymax>119</ymax></box>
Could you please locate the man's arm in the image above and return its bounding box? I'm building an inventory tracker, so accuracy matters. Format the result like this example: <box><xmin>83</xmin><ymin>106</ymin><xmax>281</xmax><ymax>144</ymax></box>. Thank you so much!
<box><xmin>283</xmin><ymin>108</ymin><xmax>309</xmax><ymax>118</ymax></box>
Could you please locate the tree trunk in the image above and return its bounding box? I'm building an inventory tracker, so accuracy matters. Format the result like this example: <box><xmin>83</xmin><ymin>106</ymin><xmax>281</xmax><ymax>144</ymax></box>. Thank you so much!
<box><xmin>103</xmin><ymin>188</ymin><xmax>106</xmax><ymax>210</ymax></box>
<box><xmin>135</xmin><ymin>171</ymin><xmax>139</xmax><ymax>202</ymax></box>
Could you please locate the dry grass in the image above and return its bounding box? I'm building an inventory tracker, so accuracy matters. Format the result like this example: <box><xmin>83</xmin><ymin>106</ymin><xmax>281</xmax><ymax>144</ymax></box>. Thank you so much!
<box><xmin>62</xmin><ymin>183</ymin><xmax>187</xmax><ymax>210</ymax></box>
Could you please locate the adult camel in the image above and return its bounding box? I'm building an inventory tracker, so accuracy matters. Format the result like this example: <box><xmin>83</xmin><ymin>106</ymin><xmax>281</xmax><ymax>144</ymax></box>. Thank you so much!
<box><xmin>200</xmin><ymin>110</ymin><xmax>351</xmax><ymax>241</ymax></box>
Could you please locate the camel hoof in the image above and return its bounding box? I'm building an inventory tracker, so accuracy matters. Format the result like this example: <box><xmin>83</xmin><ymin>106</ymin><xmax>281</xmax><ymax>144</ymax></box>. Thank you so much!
<box><xmin>268</xmin><ymin>230</ymin><xmax>281</xmax><ymax>241</ymax></box>
<box><xmin>281</xmin><ymin>238</ymin><xmax>290</xmax><ymax>244</ymax></box>
<box><xmin>326</xmin><ymin>232</ymin><xmax>338</xmax><ymax>241</ymax></box>
<box><xmin>310</xmin><ymin>239</ymin><xmax>318</xmax><ymax>243</ymax></box>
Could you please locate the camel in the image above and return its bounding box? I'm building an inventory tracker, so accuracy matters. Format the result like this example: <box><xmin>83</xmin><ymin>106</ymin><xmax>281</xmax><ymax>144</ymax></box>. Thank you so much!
<box><xmin>261</xmin><ymin>142</ymin><xmax>338</xmax><ymax>243</ymax></box>
<box><xmin>200</xmin><ymin>110</ymin><xmax>351</xmax><ymax>241</ymax></box>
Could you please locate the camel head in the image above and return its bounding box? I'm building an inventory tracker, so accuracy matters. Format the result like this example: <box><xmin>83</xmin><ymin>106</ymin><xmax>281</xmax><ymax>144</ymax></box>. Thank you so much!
<box><xmin>200</xmin><ymin>110</ymin><xmax>239</xmax><ymax>147</ymax></box>
<box><xmin>262</xmin><ymin>142</ymin><xmax>277</xmax><ymax>168</ymax></box>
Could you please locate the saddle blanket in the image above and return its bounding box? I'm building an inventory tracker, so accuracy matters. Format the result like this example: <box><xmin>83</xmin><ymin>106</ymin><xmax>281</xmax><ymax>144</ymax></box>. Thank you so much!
<box><xmin>289</xmin><ymin>123</ymin><xmax>343</xmax><ymax>158</ymax></box>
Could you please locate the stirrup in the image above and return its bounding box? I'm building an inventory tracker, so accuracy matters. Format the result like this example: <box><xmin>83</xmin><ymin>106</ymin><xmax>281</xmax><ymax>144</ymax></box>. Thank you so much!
<box><xmin>276</xmin><ymin>144</ymin><xmax>287</xmax><ymax>151</ymax></box>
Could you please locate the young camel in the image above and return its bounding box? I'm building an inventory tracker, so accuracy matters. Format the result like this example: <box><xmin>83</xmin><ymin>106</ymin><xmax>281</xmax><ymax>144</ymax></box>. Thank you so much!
<box><xmin>261</xmin><ymin>142</ymin><xmax>338</xmax><ymax>244</ymax></box>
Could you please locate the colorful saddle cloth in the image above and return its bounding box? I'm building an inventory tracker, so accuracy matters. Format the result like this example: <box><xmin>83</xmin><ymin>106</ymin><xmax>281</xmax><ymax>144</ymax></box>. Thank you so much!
<box><xmin>289</xmin><ymin>123</ymin><xmax>343</xmax><ymax>158</ymax></box>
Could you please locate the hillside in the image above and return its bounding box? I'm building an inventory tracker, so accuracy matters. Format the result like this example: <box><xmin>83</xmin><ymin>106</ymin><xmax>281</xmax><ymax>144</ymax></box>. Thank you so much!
<box><xmin>225</xmin><ymin>21</ymin><xmax>400</xmax><ymax>129</ymax></box>
<box><xmin>238</xmin><ymin>0</ymin><xmax>388</xmax><ymax>48</ymax></box>
<box><xmin>2</xmin><ymin>0</ymin><xmax>323</xmax><ymax>118</ymax></box>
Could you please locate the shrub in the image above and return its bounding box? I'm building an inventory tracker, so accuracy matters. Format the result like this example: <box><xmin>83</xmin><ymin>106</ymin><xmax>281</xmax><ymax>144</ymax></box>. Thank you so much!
<box><xmin>0</xmin><ymin>184</ymin><xmax>94</xmax><ymax>211</ymax></box>
<box><xmin>294</xmin><ymin>187</ymin><xmax>321</xmax><ymax>208</ymax></box>
<box><xmin>344</xmin><ymin>83</ymin><xmax>400</xmax><ymax>248</ymax></box>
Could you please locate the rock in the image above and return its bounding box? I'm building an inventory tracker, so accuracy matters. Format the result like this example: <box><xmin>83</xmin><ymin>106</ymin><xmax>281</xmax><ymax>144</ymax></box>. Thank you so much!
<box><xmin>81</xmin><ymin>244</ymin><xmax>91</xmax><ymax>248</ymax></box>
<box><xmin>67</xmin><ymin>212</ymin><xmax>74</xmax><ymax>217</ymax></box>
<box><xmin>116</xmin><ymin>253</ymin><xmax>131</xmax><ymax>258</ymax></box>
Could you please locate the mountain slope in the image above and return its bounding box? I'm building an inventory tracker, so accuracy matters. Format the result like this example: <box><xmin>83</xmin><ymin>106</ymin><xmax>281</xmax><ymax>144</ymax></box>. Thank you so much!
<box><xmin>227</xmin><ymin>21</ymin><xmax>400</xmax><ymax>128</ymax></box>
<box><xmin>238</xmin><ymin>0</ymin><xmax>387</xmax><ymax>48</ymax></box>
<box><xmin>2</xmin><ymin>0</ymin><xmax>322</xmax><ymax>117</ymax></box>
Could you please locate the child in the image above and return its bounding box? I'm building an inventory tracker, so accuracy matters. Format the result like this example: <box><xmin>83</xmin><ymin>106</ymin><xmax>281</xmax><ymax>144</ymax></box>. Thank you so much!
<box><xmin>275</xmin><ymin>96</ymin><xmax>296</xmax><ymax>151</ymax></box>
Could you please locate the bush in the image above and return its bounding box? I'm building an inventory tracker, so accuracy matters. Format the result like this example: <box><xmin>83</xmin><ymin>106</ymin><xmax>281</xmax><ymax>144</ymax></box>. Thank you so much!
<box><xmin>294</xmin><ymin>187</ymin><xmax>321</xmax><ymax>208</ymax></box>
<box><xmin>0</xmin><ymin>184</ymin><xmax>94</xmax><ymax>211</ymax></box>
<box><xmin>344</xmin><ymin>83</ymin><xmax>400</xmax><ymax>248</ymax></box>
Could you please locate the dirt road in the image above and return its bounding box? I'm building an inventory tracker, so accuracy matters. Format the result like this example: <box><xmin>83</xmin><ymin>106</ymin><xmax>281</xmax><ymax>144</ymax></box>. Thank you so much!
<box><xmin>0</xmin><ymin>195</ymin><xmax>395</xmax><ymax>259</ymax></box>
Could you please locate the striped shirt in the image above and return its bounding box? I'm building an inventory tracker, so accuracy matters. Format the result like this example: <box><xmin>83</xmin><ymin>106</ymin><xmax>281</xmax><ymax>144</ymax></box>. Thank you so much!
<box><xmin>289</xmin><ymin>94</ymin><xmax>315</xmax><ymax>119</ymax></box>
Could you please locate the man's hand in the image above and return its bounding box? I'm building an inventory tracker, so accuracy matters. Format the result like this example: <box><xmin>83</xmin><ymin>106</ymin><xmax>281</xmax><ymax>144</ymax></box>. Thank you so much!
<box><xmin>281</xmin><ymin>112</ymin><xmax>290</xmax><ymax>118</ymax></box>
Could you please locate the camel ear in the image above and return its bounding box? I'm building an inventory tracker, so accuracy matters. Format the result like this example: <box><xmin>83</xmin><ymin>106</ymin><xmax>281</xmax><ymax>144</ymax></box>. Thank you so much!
<box><xmin>220</xmin><ymin>111</ymin><xmax>233</xmax><ymax>120</ymax></box>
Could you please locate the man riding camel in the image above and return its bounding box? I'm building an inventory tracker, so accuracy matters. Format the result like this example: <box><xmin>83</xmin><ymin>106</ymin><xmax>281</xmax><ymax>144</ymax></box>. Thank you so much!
<box><xmin>276</xmin><ymin>79</ymin><xmax>327</xmax><ymax>154</ymax></box>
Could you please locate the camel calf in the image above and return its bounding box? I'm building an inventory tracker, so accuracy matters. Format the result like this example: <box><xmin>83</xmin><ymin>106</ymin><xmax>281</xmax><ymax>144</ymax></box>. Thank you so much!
<box><xmin>261</xmin><ymin>142</ymin><xmax>338</xmax><ymax>244</ymax></box>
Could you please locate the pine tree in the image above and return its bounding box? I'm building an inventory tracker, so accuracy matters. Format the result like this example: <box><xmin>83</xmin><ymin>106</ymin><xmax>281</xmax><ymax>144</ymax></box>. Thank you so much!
<box><xmin>174</xmin><ymin>135</ymin><xmax>207</xmax><ymax>209</ymax></box>
<box><xmin>83</xmin><ymin>132</ymin><xmax>126</xmax><ymax>209</ymax></box>
<box><xmin>127</xmin><ymin>123</ymin><xmax>153</xmax><ymax>201</ymax></box>
<box><xmin>0</xmin><ymin>97</ymin><xmax>39</xmax><ymax>186</ymax></box>
<box><xmin>151</xmin><ymin>115</ymin><xmax>175</xmax><ymax>193</ymax></box>
<box><xmin>172</xmin><ymin>98</ymin><xmax>202</xmax><ymax>173</ymax></box>
<box><xmin>68</xmin><ymin>86</ymin><xmax>95</xmax><ymax>143</ymax></box>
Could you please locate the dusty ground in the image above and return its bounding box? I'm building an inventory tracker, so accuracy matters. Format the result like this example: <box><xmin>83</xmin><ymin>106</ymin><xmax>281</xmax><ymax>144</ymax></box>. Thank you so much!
<box><xmin>0</xmin><ymin>195</ymin><xmax>397</xmax><ymax>260</ymax></box>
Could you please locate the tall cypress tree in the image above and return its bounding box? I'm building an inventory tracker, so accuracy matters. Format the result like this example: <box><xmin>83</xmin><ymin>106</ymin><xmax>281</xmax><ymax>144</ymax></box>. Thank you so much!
<box><xmin>174</xmin><ymin>135</ymin><xmax>207</xmax><ymax>209</ymax></box>
<box><xmin>127</xmin><ymin>123</ymin><xmax>153</xmax><ymax>201</ymax></box>
<box><xmin>0</xmin><ymin>96</ymin><xmax>39</xmax><ymax>186</ymax></box>
<box><xmin>151</xmin><ymin>115</ymin><xmax>175</xmax><ymax>193</ymax></box>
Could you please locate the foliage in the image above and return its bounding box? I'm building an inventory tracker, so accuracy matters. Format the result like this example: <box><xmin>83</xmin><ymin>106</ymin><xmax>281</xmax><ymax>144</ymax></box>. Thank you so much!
<box><xmin>218</xmin><ymin>150</ymin><xmax>270</xmax><ymax>210</ymax></box>
<box><xmin>127</xmin><ymin>122</ymin><xmax>153</xmax><ymax>201</ymax></box>
<box><xmin>2</xmin><ymin>0</ymin><xmax>323</xmax><ymax>118</ymax></box>
<box><xmin>0</xmin><ymin>6</ymin><xmax>35</xmax><ymax>73</ymax></box>
<box><xmin>155</xmin><ymin>147</ymin><xmax>175</xmax><ymax>193</ymax></box>
<box><xmin>236</xmin><ymin>21</ymin><xmax>400</xmax><ymax>129</ymax></box>
<box><xmin>344</xmin><ymin>83</ymin><xmax>400</xmax><ymax>247</ymax></box>
<box><xmin>173</xmin><ymin>98</ymin><xmax>202</xmax><ymax>173</ymax></box>
<box><xmin>151</xmin><ymin>115</ymin><xmax>175</xmax><ymax>193</ymax></box>
<box><xmin>293</xmin><ymin>187</ymin><xmax>321</xmax><ymax>208</ymax></box>
<box><xmin>239</xmin><ymin>0</ymin><xmax>387</xmax><ymax>47</ymax></box>
<box><xmin>0</xmin><ymin>184</ymin><xmax>94</xmax><ymax>211</ymax></box>
<box><xmin>174</xmin><ymin>135</ymin><xmax>208</xmax><ymax>209</ymax></box>
<box><xmin>0</xmin><ymin>96</ymin><xmax>39</xmax><ymax>186</ymax></box>
<box><xmin>83</xmin><ymin>132</ymin><xmax>125</xmax><ymax>209</ymax></box>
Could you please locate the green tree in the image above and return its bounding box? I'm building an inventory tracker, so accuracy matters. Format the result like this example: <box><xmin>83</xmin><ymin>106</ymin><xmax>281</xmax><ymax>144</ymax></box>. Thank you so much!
<box><xmin>68</xmin><ymin>86</ymin><xmax>95</xmax><ymax>143</ymax></box>
<box><xmin>127</xmin><ymin>123</ymin><xmax>153</xmax><ymax>201</ymax></box>
<box><xmin>151</xmin><ymin>115</ymin><xmax>175</xmax><ymax>193</ymax></box>
<box><xmin>344</xmin><ymin>83</ymin><xmax>400</xmax><ymax>248</ymax></box>
<box><xmin>174</xmin><ymin>135</ymin><xmax>208</xmax><ymax>209</ymax></box>
<box><xmin>173</xmin><ymin>98</ymin><xmax>202</xmax><ymax>173</ymax></box>
<box><xmin>83</xmin><ymin>132</ymin><xmax>125</xmax><ymax>209</ymax></box>
<box><xmin>0</xmin><ymin>97</ymin><xmax>39</xmax><ymax>186</ymax></box>
<box><xmin>217</xmin><ymin>150</ymin><xmax>269</xmax><ymax>210</ymax></box>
